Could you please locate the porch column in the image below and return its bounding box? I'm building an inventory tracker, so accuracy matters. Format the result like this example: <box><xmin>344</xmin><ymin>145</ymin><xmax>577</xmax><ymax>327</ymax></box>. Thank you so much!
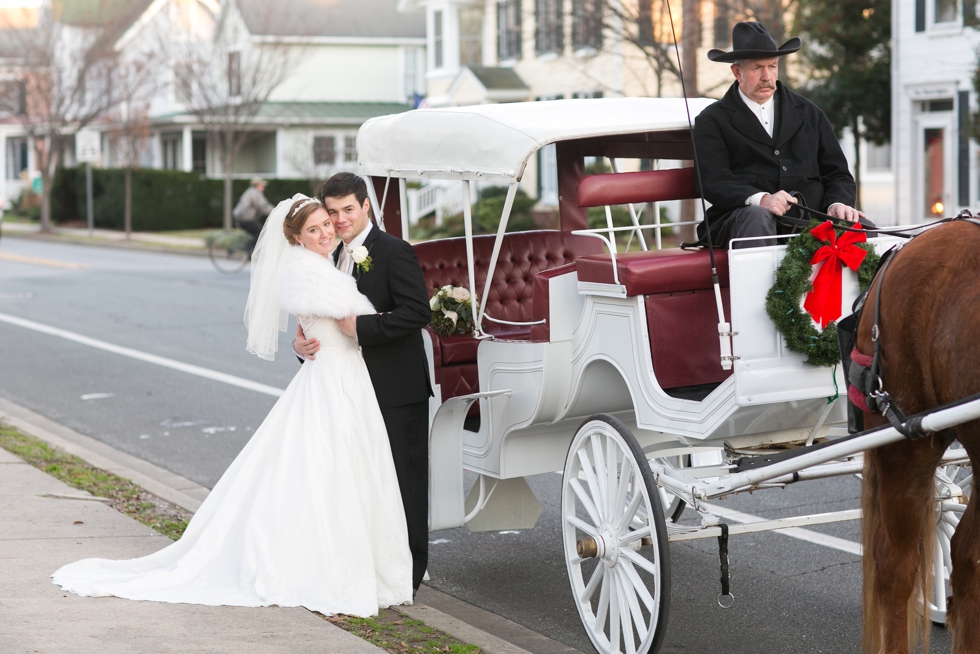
<box><xmin>275</xmin><ymin>128</ymin><xmax>286</xmax><ymax>178</ymax></box>
<box><xmin>1</xmin><ymin>132</ymin><xmax>7</xmax><ymax>213</ymax></box>
<box><xmin>181</xmin><ymin>126</ymin><xmax>192</xmax><ymax>172</ymax></box>
<box><xmin>151</xmin><ymin>132</ymin><xmax>162</xmax><ymax>169</ymax></box>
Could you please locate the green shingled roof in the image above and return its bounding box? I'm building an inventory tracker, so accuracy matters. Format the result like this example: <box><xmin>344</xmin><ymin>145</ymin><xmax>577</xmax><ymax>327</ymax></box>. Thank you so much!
<box><xmin>253</xmin><ymin>102</ymin><xmax>411</xmax><ymax>121</ymax></box>
<box><xmin>467</xmin><ymin>66</ymin><xmax>530</xmax><ymax>91</ymax></box>
<box><xmin>152</xmin><ymin>101</ymin><xmax>411</xmax><ymax>124</ymax></box>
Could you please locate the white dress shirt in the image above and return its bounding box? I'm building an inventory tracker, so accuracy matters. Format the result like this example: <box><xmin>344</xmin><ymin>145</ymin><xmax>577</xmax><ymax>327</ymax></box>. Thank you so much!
<box><xmin>739</xmin><ymin>88</ymin><xmax>775</xmax><ymax>207</ymax></box>
<box><xmin>336</xmin><ymin>223</ymin><xmax>373</xmax><ymax>276</ymax></box>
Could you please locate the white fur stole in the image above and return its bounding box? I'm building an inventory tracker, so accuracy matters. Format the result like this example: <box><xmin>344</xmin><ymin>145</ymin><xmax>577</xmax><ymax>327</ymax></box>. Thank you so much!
<box><xmin>277</xmin><ymin>245</ymin><xmax>375</xmax><ymax>318</ymax></box>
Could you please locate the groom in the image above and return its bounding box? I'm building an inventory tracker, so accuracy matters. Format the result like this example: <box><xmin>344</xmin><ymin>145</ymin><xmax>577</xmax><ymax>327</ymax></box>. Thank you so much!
<box><xmin>294</xmin><ymin>172</ymin><xmax>432</xmax><ymax>593</ymax></box>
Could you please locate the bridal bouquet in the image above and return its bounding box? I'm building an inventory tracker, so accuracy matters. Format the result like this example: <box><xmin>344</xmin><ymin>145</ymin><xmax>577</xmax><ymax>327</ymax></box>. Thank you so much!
<box><xmin>430</xmin><ymin>285</ymin><xmax>478</xmax><ymax>337</ymax></box>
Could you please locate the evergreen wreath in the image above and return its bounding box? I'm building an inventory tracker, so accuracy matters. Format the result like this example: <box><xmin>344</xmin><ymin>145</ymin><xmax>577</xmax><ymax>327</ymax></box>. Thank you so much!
<box><xmin>764</xmin><ymin>221</ymin><xmax>880</xmax><ymax>367</ymax></box>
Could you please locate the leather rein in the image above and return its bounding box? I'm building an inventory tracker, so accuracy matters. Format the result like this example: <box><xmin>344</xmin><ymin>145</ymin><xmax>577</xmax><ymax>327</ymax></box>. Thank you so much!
<box><xmin>846</xmin><ymin>211</ymin><xmax>980</xmax><ymax>439</ymax></box>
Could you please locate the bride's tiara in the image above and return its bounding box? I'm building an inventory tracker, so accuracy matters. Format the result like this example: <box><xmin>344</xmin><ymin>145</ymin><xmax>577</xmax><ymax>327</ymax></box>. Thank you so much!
<box><xmin>291</xmin><ymin>197</ymin><xmax>321</xmax><ymax>216</ymax></box>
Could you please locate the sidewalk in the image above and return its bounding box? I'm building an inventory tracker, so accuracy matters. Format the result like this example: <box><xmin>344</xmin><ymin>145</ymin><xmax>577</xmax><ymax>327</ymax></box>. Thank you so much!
<box><xmin>0</xmin><ymin>445</ymin><xmax>384</xmax><ymax>653</ymax></box>
<box><xmin>0</xmin><ymin>398</ymin><xmax>576</xmax><ymax>654</ymax></box>
<box><xmin>0</xmin><ymin>220</ymin><xmax>207</xmax><ymax>254</ymax></box>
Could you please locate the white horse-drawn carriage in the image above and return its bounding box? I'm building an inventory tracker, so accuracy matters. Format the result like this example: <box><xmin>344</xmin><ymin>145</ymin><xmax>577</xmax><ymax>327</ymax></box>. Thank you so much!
<box><xmin>355</xmin><ymin>98</ymin><xmax>977</xmax><ymax>654</ymax></box>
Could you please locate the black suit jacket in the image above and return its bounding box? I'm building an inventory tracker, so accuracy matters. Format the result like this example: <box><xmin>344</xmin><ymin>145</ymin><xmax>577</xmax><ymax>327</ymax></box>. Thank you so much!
<box><xmin>693</xmin><ymin>81</ymin><xmax>856</xmax><ymax>246</ymax></box>
<box><xmin>334</xmin><ymin>225</ymin><xmax>432</xmax><ymax>409</ymax></box>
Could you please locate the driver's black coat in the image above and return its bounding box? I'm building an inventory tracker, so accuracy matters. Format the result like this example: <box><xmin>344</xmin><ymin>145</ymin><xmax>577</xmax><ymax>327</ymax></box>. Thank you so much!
<box><xmin>693</xmin><ymin>81</ymin><xmax>856</xmax><ymax>246</ymax></box>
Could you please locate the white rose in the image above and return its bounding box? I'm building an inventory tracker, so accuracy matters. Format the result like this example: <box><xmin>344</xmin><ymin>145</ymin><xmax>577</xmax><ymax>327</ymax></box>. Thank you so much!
<box><xmin>441</xmin><ymin>308</ymin><xmax>458</xmax><ymax>327</ymax></box>
<box><xmin>429</xmin><ymin>295</ymin><xmax>440</xmax><ymax>310</ymax></box>
<box><xmin>452</xmin><ymin>287</ymin><xmax>471</xmax><ymax>302</ymax></box>
<box><xmin>351</xmin><ymin>246</ymin><xmax>369</xmax><ymax>264</ymax></box>
<box><xmin>441</xmin><ymin>285</ymin><xmax>454</xmax><ymax>294</ymax></box>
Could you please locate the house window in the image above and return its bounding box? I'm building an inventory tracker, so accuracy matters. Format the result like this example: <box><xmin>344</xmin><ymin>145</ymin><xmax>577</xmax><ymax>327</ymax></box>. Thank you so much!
<box><xmin>161</xmin><ymin>133</ymin><xmax>181</xmax><ymax>170</ymax></box>
<box><xmin>714</xmin><ymin>1</ymin><xmax>732</xmax><ymax>47</ymax></box>
<box><xmin>535</xmin><ymin>0</ymin><xmax>563</xmax><ymax>56</ymax></box>
<box><xmin>459</xmin><ymin>7</ymin><xmax>484</xmax><ymax>66</ymax></box>
<box><xmin>866</xmin><ymin>142</ymin><xmax>892</xmax><ymax>171</ymax></box>
<box><xmin>572</xmin><ymin>0</ymin><xmax>602</xmax><ymax>51</ymax></box>
<box><xmin>173</xmin><ymin>61</ymin><xmax>193</xmax><ymax>105</ymax></box>
<box><xmin>572</xmin><ymin>90</ymin><xmax>603</xmax><ymax>99</ymax></box>
<box><xmin>1</xmin><ymin>80</ymin><xmax>27</xmax><ymax>115</ymax></box>
<box><xmin>434</xmin><ymin>10</ymin><xmax>444</xmax><ymax>69</ymax></box>
<box><xmin>498</xmin><ymin>0</ymin><xmax>522</xmax><ymax>61</ymax></box>
<box><xmin>228</xmin><ymin>51</ymin><xmax>241</xmax><ymax>97</ymax></box>
<box><xmin>343</xmin><ymin>135</ymin><xmax>357</xmax><ymax>163</ymax></box>
<box><xmin>5</xmin><ymin>137</ymin><xmax>28</xmax><ymax>180</ymax></box>
<box><xmin>192</xmin><ymin>136</ymin><xmax>206</xmax><ymax>173</ymax></box>
<box><xmin>935</xmin><ymin>0</ymin><xmax>958</xmax><ymax>23</ymax></box>
<box><xmin>403</xmin><ymin>47</ymin><xmax>424</xmax><ymax>99</ymax></box>
<box><xmin>313</xmin><ymin>136</ymin><xmax>336</xmax><ymax>166</ymax></box>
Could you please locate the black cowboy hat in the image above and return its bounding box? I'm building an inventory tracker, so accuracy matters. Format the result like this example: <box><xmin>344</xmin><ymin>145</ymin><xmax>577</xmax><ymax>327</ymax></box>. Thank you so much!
<box><xmin>707</xmin><ymin>22</ymin><xmax>801</xmax><ymax>63</ymax></box>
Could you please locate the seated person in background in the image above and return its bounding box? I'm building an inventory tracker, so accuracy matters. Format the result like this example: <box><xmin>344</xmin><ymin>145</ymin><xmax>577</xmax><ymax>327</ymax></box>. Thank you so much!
<box><xmin>693</xmin><ymin>22</ymin><xmax>867</xmax><ymax>249</ymax></box>
<box><xmin>233</xmin><ymin>177</ymin><xmax>274</xmax><ymax>251</ymax></box>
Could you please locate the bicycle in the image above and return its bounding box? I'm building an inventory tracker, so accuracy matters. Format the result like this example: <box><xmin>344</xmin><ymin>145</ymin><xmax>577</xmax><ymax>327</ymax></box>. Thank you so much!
<box><xmin>208</xmin><ymin>229</ymin><xmax>253</xmax><ymax>273</ymax></box>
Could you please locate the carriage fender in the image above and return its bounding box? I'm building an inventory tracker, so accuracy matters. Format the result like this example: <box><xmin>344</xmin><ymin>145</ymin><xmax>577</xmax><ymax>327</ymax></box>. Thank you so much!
<box><xmin>429</xmin><ymin>390</ymin><xmax>511</xmax><ymax>532</ymax></box>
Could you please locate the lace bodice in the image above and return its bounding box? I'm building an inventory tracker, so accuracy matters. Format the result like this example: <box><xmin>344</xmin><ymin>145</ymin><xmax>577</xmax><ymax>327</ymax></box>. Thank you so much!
<box><xmin>298</xmin><ymin>315</ymin><xmax>360</xmax><ymax>353</ymax></box>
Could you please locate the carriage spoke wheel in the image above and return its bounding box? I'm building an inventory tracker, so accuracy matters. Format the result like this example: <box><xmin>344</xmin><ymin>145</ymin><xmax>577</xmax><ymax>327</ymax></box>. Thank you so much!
<box><xmin>929</xmin><ymin>451</ymin><xmax>972</xmax><ymax>624</ymax></box>
<box><xmin>562</xmin><ymin>414</ymin><xmax>670</xmax><ymax>654</ymax></box>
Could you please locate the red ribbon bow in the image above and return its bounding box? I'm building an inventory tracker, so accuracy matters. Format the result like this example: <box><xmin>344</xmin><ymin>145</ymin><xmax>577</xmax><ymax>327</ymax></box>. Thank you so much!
<box><xmin>803</xmin><ymin>221</ymin><xmax>868</xmax><ymax>328</ymax></box>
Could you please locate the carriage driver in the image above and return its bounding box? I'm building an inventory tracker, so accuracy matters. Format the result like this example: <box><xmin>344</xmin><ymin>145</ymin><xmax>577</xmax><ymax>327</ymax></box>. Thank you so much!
<box><xmin>693</xmin><ymin>22</ymin><xmax>867</xmax><ymax>249</ymax></box>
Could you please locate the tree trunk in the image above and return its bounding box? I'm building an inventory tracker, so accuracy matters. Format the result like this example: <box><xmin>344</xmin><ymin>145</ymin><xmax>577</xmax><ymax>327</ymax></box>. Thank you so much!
<box><xmin>40</xmin><ymin>180</ymin><xmax>52</xmax><ymax>233</ymax></box>
<box><xmin>682</xmin><ymin>0</ymin><xmax>701</xmax><ymax>97</ymax></box>
<box><xmin>223</xmin><ymin>131</ymin><xmax>234</xmax><ymax>230</ymax></box>
<box><xmin>124</xmin><ymin>166</ymin><xmax>132</xmax><ymax>239</ymax></box>
<box><xmin>852</xmin><ymin>122</ymin><xmax>863</xmax><ymax>213</ymax></box>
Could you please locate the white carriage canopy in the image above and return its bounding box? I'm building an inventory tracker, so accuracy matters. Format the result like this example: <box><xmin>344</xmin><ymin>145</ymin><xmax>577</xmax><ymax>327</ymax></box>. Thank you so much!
<box><xmin>357</xmin><ymin>97</ymin><xmax>716</xmax><ymax>184</ymax></box>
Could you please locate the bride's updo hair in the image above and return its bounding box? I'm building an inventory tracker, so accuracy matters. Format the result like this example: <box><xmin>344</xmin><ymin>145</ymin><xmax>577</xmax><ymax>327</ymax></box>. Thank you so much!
<box><xmin>282</xmin><ymin>197</ymin><xmax>324</xmax><ymax>245</ymax></box>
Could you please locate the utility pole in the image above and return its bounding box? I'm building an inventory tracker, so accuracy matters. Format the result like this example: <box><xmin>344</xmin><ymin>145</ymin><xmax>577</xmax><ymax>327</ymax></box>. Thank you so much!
<box><xmin>680</xmin><ymin>0</ymin><xmax>702</xmax><ymax>245</ymax></box>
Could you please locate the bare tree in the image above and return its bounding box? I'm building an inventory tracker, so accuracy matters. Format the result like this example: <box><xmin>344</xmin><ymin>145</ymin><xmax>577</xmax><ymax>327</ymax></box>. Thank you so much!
<box><xmin>0</xmin><ymin>6</ymin><xmax>139</xmax><ymax>232</ymax></box>
<box><xmin>107</xmin><ymin>100</ymin><xmax>152</xmax><ymax>239</ymax></box>
<box><xmin>167</xmin><ymin>2</ymin><xmax>296</xmax><ymax>229</ymax></box>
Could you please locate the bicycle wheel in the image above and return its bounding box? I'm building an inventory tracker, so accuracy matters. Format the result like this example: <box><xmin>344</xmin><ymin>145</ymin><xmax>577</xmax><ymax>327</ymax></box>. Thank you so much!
<box><xmin>209</xmin><ymin>230</ymin><xmax>251</xmax><ymax>273</ymax></box>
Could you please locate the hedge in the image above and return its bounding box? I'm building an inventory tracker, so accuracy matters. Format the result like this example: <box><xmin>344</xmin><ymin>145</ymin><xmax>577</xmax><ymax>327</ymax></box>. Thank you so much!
<box><xmin>51</xmin><ymin>167</ymin><xmax>317</xmax><ymax>232</ymax></box>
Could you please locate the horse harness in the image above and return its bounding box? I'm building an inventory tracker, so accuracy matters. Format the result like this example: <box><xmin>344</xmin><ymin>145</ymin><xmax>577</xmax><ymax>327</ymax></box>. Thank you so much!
<box><xmin>845</xmin><ymin>212</ymin><xmax>980</xmax><ymax>440</ymax></box>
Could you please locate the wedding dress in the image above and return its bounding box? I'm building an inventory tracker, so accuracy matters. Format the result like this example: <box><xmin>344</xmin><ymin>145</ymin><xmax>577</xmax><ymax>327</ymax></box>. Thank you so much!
<box><xmin>52</xmin><ymin>242</ymin><xmax>414</xmax><ymax>617</ymax></box>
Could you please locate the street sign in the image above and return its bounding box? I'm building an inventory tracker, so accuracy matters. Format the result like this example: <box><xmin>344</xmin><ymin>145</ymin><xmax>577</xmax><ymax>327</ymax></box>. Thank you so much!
<box><xmin>75</xmin><ymin>130</ymin><xmax>102</xmax><ymax>164</ymax></box>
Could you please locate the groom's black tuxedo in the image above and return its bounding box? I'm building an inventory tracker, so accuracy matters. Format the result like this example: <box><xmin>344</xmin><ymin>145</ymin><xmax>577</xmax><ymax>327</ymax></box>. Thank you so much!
<box><xmin>337</xmin><ymin>224</ymin><xmax>432</xmax><ymax>408</ymax></box>
<box><xmin>332</xmin><ymin>223</ymin><xmax>432</xmax><ymax>590</ymax></box>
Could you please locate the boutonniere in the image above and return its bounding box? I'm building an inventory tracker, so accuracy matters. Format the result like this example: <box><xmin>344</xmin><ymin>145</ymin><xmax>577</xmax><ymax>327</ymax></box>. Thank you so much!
<box><xmin>351</xmin><ymin>245</ymin><xmax>373</xmax><ymax>274</ymax></box>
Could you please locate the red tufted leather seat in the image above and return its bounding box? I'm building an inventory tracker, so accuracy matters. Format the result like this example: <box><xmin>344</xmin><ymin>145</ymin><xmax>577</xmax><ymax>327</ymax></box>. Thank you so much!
<box><xmin>414</xmin><ymin>231</ymin><xmax>601</xmax><ymax>404</ymax></box>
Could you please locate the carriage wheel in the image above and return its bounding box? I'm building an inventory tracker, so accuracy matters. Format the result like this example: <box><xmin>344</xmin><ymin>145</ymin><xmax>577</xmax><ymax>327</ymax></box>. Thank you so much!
<box><xmin>929</xmin><ymin>452</ymin><xmax>972</xmax><ymax>624</ymax></box>
<box><xmin>562</xmin><ymin>414</ymin><xmax>671</xmax><ymax>654</ymax></box>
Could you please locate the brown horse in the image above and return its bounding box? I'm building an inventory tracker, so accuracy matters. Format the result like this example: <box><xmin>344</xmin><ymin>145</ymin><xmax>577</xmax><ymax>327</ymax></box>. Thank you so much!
<box><xmin>859</xmin><ymin>220</ymin><xmax>980</xmax><ymax>653</ymax></box>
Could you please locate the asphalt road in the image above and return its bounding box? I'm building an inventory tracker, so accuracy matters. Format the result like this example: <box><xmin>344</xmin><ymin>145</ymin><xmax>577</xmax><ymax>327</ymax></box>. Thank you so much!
<box><xmin>0</xmin><ymin>237</ymin><xmax>955</xmax><ymax>653</ymax></box>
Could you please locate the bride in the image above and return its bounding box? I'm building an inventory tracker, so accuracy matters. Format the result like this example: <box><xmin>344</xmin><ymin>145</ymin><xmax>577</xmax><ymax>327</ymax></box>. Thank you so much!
<box><xmin>52</xmin><ymin>195</ymin><xmax>414</xmax><ymax>617</ymax></box>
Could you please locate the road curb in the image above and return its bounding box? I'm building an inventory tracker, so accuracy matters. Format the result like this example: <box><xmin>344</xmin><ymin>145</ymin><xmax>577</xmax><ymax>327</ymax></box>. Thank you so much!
<box><xmin>0</xmin><ymin>396</ymin><xmax>208</xmax><ymax>512</ymax></box>
<box><xmin>0</xmin><ymin>395</ymin><xmax>581</xmax><ymax>654</ymax></box>
<box><xmin>1</xmin><ymin>229</ymin><xmax>210</xmax><ymax>257</ymax></box>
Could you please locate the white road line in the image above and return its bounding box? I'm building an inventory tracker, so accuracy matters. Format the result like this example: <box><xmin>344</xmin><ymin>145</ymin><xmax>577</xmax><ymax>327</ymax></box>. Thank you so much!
<box><xmin>702</xmin><ymin>502</ymin><xmax>863</xmax><ymax>556</ymax></box>
<box><xmin>0</xmin><ymin>312</ymin><xmax>285</xmax><ymax>398</ymax></box>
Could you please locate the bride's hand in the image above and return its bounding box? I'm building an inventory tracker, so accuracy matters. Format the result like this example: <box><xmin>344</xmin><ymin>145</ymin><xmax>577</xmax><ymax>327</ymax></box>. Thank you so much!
<box><xmin>294</xmin><ymin>324</ymin><xmax>320</xmax><ymax>360</ymax></box>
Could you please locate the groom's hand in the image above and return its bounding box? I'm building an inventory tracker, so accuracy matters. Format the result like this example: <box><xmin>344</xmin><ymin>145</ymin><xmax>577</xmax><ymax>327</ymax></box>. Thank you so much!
<box><xmin>293</xmin><ymin>324</ymin><xmax>320</xmax><ymax>360</ymax></box>
<box><xmin>338</xmin><ymin>315</ymin><xmax>357</xmax><ymax>339</ymax></box>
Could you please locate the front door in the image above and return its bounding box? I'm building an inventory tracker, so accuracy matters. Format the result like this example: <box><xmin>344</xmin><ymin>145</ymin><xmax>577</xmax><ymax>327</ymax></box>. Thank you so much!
<box><xmin>915</xmin><ymin>110</ymin><xmax>955</xmax><ymax>222</ymax></box>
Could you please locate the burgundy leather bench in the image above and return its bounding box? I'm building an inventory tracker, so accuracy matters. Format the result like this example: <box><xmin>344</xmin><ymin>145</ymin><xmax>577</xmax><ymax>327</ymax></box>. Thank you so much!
<box><xmin>413</xmin><ymin>230</ymin><xmax>601</xmax><ymax>403</ymax></box>
<box><xmin>574</xmin><ymin>167</ymin><xmax>734</xmax><ymax>392</ymax></box>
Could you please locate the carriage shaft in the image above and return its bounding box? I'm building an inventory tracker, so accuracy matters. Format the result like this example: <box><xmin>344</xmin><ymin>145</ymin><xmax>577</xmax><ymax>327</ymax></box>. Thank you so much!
<box><xmin>667</xmin><ymin>508</ymin><xmax>862</xmax><ymax>543</ymax></box>
<box><xmin>697</xmin><ymin>397</ymin><xmax>980</xmax><ymax>498</ymax></box>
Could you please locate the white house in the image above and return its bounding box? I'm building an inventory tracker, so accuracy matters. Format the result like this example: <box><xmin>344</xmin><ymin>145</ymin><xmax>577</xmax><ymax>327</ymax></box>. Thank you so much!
<box><xmin>106</xmin><ymin>0</ymin><xmax>427</xmax><ymax>180</ymax></box>
<box><xmin>1</xmin><ymin>3</ymin><xmax>39</xmax><ymax>212</ymax></box>
<box><xmin>892</xmin><ymin>0</ymin><xmax>979</xmax><ymax>224</ymax></box>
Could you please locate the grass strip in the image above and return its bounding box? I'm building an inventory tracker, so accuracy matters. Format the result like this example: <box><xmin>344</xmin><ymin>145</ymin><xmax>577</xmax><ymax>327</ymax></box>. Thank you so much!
<box><xmin>0</xmin><ymin>425</ymin><xmax>484</xmax><ymax>654</ymax></box>
<box><xmin>0</xmin><ymin>426</ymin><xmax>191</xmax><ymax>540</ymax></box>
<box><xmin>325</xmin><ymin>609</ymin><xmax>480</xmax><ymax>654</ymax></box>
